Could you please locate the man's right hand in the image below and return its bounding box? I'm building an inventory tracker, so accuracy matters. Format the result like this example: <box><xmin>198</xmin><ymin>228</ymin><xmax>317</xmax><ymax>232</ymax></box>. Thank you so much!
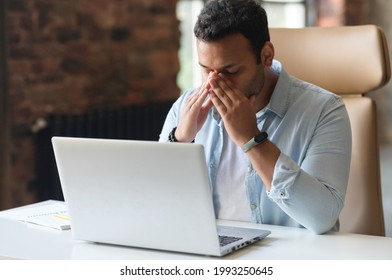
<box><xmin>175</xmin><ymin>73</ymin><xmax>214</xmax><ymax>142</ymax></box>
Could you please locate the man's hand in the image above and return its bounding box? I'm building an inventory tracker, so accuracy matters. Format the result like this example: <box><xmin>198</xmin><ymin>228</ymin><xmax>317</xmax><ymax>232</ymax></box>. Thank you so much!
<box><xmin>175</xmin><ymin>73</ymin><xmax>214</xmax><ymax>142</ymax></box>
<box><xmin>209</xmin><ymin>73</ymin><xmax>260</xmax><ymax>146</ymax></box>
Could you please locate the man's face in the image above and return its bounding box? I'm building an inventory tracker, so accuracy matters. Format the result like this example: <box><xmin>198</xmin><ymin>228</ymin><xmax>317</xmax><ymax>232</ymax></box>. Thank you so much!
<box><xmin>196</xmin><ymin>33</ymin><xmax>265</xmax><ymax>99</ymax></box>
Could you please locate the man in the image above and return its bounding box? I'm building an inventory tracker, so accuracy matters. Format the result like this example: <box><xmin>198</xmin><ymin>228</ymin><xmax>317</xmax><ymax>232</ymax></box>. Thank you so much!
<box><xmin>159</xmin><ymin>0</ymin><xmax>351</xmax><ymax>234</ymax></box>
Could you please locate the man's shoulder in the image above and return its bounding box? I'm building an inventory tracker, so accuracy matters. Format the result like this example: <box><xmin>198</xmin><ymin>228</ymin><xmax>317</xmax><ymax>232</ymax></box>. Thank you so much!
<box><xmin>273</xmin><ymin>64</ymin><xmax>343</xmax><ymax>107</ymax></box>
<box><xmin>290</xmin><ymin>75</ymin><xmax>343</xmax><ymax>105</ymax></box>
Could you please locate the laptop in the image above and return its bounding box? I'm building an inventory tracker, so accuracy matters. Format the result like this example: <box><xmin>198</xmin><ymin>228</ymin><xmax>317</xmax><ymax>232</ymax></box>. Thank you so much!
<box><xmin>52</xmin><ymin>136</ymin><xmax>270</xmax><ymax>257</ymax></box>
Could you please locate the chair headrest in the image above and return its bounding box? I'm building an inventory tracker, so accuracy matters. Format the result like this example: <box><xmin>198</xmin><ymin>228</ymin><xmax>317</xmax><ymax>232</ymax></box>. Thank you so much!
<box><xmin>270</xmin><ymin>25</ymin><xmax>391</xmax><ymax>95</ymax></box>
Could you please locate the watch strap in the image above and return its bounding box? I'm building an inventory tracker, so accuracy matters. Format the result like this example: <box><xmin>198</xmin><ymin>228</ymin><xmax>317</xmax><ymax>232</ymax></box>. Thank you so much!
<box><xmin>168</xmin><ymin>127</ymin><xmax>178</xmax><ymax>142</ymax></box>
<box><xmin>168</xmin><ymin>127</ymin><xmax>195</xmax><ymax>143</ymax></box>
<box><xmin>241</xmin><ymin>131</ymin><xmax>268</xmax><ymax>153</ymax></box>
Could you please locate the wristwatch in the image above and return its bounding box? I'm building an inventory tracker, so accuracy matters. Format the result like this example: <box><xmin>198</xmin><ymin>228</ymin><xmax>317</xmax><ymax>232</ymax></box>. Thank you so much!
<box><xmin>241</xmin><ymin>131</ymin><xmax>268</xmax><ymax>153</ymax></box>
<box><xmin>168</xmin><ymin>127</ymin><xmax>195</xmax><ymax>143</ymax></box>
<box><xmin>168</xmin><ymin>127</ymin><xmax>178</xmax><ymax>142</ymax></box>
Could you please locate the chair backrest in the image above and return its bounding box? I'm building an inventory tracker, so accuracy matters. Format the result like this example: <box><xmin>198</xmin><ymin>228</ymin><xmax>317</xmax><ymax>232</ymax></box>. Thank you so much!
<box><xmin>270</xmin><ymin>25</ymin><xmax>391</xmax><ymax>236</ymax></box>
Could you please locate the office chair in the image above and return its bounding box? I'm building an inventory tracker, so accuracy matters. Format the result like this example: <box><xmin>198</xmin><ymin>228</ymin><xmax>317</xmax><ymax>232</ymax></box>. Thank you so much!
<box><xmin>270</xmin><ymin>25</ymin><xmax>391</xmax><ymax>236</ymax></box>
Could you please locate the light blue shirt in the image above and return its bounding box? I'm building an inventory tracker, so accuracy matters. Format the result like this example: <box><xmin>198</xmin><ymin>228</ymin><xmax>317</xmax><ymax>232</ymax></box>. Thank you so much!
<box><xmin>159</xmin><ymin>61</ymin><xmax>351</xmax><ymax>234</ymax></box>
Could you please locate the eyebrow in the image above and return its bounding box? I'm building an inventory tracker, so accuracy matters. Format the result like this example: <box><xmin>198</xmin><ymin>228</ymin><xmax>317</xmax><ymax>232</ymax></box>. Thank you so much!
<box><xmin>199</xmin><ymin>62</ymin><xmax>240</xmax><ymax>71</ymax></box>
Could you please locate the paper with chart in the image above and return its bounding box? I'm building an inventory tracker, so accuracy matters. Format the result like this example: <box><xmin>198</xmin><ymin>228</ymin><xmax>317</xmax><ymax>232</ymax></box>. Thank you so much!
<box><xmin>0</xmin><ymin>200</ymin><xmax>70</xmax><ymax>230</ymax></box>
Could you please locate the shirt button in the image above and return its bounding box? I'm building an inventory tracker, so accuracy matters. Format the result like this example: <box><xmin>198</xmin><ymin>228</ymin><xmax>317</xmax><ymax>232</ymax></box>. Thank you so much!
<box><xmin>250</xmin><ymin>204</ymin><xmax>257</xmax><ymax>210</ymax></box>
<box><xmin>247</xmin><ymin>166</ymin><xmax>253</xmax><ymax>173</ymax></box>
<box><xmin>279</xmin><ymin>191</ymin><xmax>286</xmax><ymax>197</ymax></box>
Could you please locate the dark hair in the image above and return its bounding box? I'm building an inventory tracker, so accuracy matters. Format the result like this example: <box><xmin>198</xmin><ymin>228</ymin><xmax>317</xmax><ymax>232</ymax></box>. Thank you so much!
<box><xmin>194</xmin><ymin>0</ymin><xmax>270</xmax><ymax>64</ymax></box>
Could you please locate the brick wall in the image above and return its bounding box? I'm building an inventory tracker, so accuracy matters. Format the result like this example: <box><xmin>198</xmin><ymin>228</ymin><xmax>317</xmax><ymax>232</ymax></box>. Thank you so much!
<box><xmin>317</xmin><ymin>0</ymin><xmax>344</xmax><ymax>26</ymax></box>
<box><xmin>5</xmin><ymin>0</ymin><xmax>180</xmax><ymax>208</ymax></box>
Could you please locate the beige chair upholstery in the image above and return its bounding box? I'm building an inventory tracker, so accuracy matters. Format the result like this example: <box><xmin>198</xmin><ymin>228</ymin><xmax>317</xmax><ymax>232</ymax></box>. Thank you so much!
<box><xmin>270</xmin><ymin>25</ymin><xmax>391</xmax><ymax>236</ymax></box>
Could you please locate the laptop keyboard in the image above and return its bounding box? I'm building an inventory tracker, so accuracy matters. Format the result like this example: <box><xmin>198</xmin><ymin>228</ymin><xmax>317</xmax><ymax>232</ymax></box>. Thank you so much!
<box><xmin>219</xmin><ymin>235</ymin><xmax>243</xmax><ymax>247</ymax></box>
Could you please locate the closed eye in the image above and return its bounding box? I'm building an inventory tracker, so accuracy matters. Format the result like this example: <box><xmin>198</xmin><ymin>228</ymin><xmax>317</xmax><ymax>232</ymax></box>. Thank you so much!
<box><xmin>199</xmin><ymin>63</ymin><xmax>241</xmax><ymax>76</ymax></box>
<box><xmin>225</xmin><ymin>69</ymin><xmax>240</xmax><ymax>75</ymax></box>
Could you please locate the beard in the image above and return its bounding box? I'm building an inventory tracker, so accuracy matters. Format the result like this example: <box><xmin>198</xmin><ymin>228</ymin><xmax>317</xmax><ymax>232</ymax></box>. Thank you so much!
<box><xmin>244</xmin><ymin>68</ymin><xmax>265</xmax><ymax>99</ymax></box>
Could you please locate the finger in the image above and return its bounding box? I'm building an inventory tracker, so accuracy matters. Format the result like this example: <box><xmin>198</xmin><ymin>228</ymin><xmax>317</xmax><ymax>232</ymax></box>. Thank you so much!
<box><xmin>191</xmin><ymin>87</ymin><xmax>210</xmax><ymax>110</ymax></box>
<box><xmin>249</xmin><ymin>94</ymin><xmax>256</xmax><ymax>105</ymax></box>
<box><xmin>209</xmin><ymin>77</ymin><xmax>232</xmax><ymax>107</ymax></box>
<box><xmin>201</xmin><ymin>95</ymin><xmax>213</xmax><ymax>111</ymax></box>
<box><xmin>200</xmin><ymin>95</ymin><xmax>214</xmax><ymax>119</ymax></box>
<box><xmin>209</xmin><ymin>90</ymin><xmax>227</xmax><ymax>115</ymax></box>
<box><xmin>216</xmin><ymin>74</ymin><xmax>240</xmax><ymax>100</ymax></box>
<box><xmin>186</xmin><ymin>82</ymin><xmax>209</xmax><ymax>107</ymax></box>
<box><xmin>218</xmin><ymin>73</ymin><xmax>234</xmax><ymax>87</ymax></box>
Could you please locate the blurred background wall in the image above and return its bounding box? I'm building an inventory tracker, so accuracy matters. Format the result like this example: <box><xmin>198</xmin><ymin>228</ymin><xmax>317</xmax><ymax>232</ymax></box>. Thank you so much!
<box><xmin>0</xmin><ymin>0</ymin><xmax>180</xmax><ymax>208</ymax></box>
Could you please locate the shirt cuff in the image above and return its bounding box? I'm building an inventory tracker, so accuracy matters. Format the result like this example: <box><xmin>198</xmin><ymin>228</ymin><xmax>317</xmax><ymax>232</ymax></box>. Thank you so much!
<box><xmin>267</xmin><ymin>153</ymin><xmax>300</xmax><ymax>202</ymax></box>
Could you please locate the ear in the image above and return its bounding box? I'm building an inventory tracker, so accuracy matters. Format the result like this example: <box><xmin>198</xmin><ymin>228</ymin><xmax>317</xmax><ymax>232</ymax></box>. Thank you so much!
<box><xmin>261</xmin><ymin>42</ymin><xmax>274</xmax><ymax>67</ymax></box>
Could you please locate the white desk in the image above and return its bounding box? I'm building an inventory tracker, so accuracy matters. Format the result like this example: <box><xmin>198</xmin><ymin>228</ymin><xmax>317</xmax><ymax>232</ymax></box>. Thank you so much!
<box><xmin>0</xmin><ymin>206</ymin><xmax>391</xmax><ymax>260</ymax></box>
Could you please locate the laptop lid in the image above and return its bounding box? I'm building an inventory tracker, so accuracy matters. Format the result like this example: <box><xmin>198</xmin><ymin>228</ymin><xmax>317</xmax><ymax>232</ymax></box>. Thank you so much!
<box><xmin>52</xmin><ymin>137</ymin><xmax>270</xmax><ymax>256</ymax></box>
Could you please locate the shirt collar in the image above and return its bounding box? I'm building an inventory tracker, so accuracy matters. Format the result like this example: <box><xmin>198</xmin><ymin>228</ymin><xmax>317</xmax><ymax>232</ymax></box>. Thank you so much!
<box><xmin>262</xmin><ymin>60</ymin><xmax>291</xmax><ymax>119</ymax></box>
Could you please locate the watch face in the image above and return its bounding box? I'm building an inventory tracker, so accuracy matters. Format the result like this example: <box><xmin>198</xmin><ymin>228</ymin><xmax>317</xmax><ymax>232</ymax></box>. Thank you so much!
<box><xmin>255</xmin><ymin>132</ymin><xmax>268</xmax><ymax>143</ymax></box>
